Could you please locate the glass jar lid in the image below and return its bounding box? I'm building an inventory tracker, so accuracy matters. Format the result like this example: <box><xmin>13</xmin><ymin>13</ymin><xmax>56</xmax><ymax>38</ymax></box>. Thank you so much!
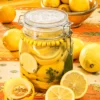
<box><xmin>24</xmin><ymin>8</ymin><xmax>69</xmax><ymax>28</ymax></box>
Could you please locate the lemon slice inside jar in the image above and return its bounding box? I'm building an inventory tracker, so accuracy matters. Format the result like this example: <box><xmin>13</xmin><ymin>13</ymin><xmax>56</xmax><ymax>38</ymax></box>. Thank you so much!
<box><xmin>34</xmin><ymin>49</ymin><xmax>63</xmax><ymax>65</ymax></box>
<box><xmin>4</xmin><ymin>78</ymin><xmax>35</xmax><ymax>100</ymax></box>
<box><xmin>32</xmin><ymin>46</ymin><xmax>50</xmax><ymax>54</ymax></box>
<box><xmin>20</xmin><ymin>53</ymin><xmax>38</xmax><ymax>73</ymax></box>
<box><xmin>32</xmin><ymin>46</ymin><xmax>62</xmax><ymax>59</ymax></box>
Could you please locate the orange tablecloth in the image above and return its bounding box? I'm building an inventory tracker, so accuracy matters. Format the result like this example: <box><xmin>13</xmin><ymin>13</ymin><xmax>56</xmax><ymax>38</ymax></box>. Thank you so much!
<box><xmin>0</xmin><ymin>4</ymin><xmax>100</xmax><ymax>100</ymax></box>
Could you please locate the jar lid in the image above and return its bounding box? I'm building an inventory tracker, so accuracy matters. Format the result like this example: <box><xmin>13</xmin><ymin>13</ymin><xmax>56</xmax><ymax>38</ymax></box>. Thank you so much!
<box><xmin>24</xmin><ymin>8</ymin><xmax>69</xmax><ymax>28</ymax></box>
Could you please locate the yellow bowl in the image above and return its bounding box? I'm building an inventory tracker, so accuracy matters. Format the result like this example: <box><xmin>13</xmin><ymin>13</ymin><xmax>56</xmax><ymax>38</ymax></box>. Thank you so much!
<box><xmin>67</xmin><ymin>0</ymin><xmax>98</xmax><ymax>28</ymax></box>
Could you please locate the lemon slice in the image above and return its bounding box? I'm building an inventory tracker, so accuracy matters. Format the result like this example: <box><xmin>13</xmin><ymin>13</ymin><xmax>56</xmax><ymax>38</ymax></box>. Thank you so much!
<box><xmin>60</xmin><ymin>70</ymin><xmax>88</xmax><ymax>99</ymax></box>
<box><xmin>32</xmin><ymin>46</ymin><xmax>62</xmax><ymax>59</ymax></box>
<box><xmin>34</xmin><ymin>49</ymin><xmax>63</xmax><ymax>65</ymax></box>
<box><xmin>20</xmin><ymin>53</ymin><xmax>37</xmax><ymax>73</ymax></box>
<box><xmin>32</xmin><ymin>46</ymin><xmax>50</xmax><ymax>54</ymax></box>
<box><xmin>45</xmin><ymin>85</ymin><xmax>75</xmax><ymax>100</ymax></box>
<box><xmin>4</xmin><ymin>78</ymin><xmax>35</xmax><ymax>100</ymax></box>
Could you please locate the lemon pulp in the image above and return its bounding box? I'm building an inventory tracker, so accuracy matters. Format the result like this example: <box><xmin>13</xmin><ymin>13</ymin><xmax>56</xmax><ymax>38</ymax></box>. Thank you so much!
<box><xmin>60</xmin><ymin>70</ymin><xmax>88</xmax><ymax>99</ymax></box>
<box><xmin>32</xmin><ymin>46</ymin><xmax>62</xmax><ymax>59</ymax></box>
<box><xmin>45</xmin><ymin>85</ymin><xmax>75</xmax><ymax>100</ymax></box>
<box><xmin>4</xmin><ymin>78</ymin><xmax>35</xmax><ymax>100</ymax></box>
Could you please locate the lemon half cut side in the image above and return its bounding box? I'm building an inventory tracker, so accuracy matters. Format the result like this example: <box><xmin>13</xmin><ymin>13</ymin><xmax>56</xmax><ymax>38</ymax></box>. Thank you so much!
<box><xmin>20</xmin><ymin>52</ymin><xmax>38</xmax><ymax>73</ymax></box>
<box><xmin>45</xmin><ymin>85</ymin><xmax>75</xmax><ymax>100</ymax></box>
<box><xmin>60</xmin><ymin>70</ymin><xmax>88</xmax><ymax>99</ymax></box>
<box><xmin>4</xmin><ymin>78</ymin><xmax>35</xmax><ymax>100</ymax></box>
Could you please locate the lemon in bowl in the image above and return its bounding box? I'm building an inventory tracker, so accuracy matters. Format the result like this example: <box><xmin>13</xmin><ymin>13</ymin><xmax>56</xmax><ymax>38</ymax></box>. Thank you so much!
<box><xmin>63</xmin><ymin>0</ymin><xmax>98</xmax><ymax>28</ymax></box>
<box><xmin>41</xmin><ymin>0</ymin><xmax>98</xmax><ymax>28</ymax></box>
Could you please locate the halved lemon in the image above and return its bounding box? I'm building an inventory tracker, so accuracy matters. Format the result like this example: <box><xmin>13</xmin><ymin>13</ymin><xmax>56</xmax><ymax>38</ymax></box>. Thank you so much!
<box><xmin>60</xmin><ymin>70</ymin><xmax>88</xmax><ymax>99</ymax></box>
<box><xmin>45</xmin><ymin>85</ymin><xmax>75</xmax><ymax>100</ymax></box>
<box><xmin>4</xmin><ymin>78</ymin><xmax>35</xmax><ymax>100</ymax></box>
<box><xmin>20</xmin><ymin>53</ymin><xmax>38</xmax><ymax>73</ymax></box>
<box><xmin>32</xmin><ymin>46</ymin><xmax>62</xmax><ymax>59</ymax></box>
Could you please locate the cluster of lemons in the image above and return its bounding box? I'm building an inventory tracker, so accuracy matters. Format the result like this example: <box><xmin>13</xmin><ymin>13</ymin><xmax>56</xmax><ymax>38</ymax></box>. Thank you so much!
<box><xmin>42</xmin><ymin>0</ymin><xmax>95</xmax><ymax>12</ymax></box>
<box><xmin>19</xmin><ymin>37</ymin><xmax>68</xmax><ymax>89</ymax></box>
<box><xmin>0</xmin><ymin>5</ymin><xmax>22</xmax><ymax>58</ymax></box>
<box><xmin>3</xmin><ymin>70</ymin><xmax>88</xmax><ymax>100</ymax></box>
<box><xmin>1</xmin><ymin>3</ymin><xmax>100</xmax><ymax>100</ymax></box>
<box><xmin>19</xmin><ymin>37</ymin><xmax>100</xmax><ymax>94</ymax></box>
<box><xmin>1</xmin><ymin>5</ymin><xmax>100</xmax><ymax>74</ymax></box>
<box><xmin>73</xmin><ymin>38</ymin><xmax>100</xmax><ymax>73</ymax></box>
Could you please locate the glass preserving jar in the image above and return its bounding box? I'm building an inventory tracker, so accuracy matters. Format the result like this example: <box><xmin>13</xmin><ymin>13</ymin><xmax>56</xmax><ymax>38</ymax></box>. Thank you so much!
<box><xmin>19</xmin><ymin>8</ymin><xmax>73</xmax><ymax>92</ymax></box>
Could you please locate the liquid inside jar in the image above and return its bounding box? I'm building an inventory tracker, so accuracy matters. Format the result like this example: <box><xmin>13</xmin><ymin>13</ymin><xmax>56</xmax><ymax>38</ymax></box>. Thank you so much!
<box><xmin>19</xmin><ymin>8</ymin><xmax>73</xmax><ymax>92</ymax></box>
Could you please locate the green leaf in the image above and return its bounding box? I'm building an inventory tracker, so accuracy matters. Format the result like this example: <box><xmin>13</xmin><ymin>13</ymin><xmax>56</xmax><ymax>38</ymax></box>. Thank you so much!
<box><xmin>0</xmin><ymin>63</ymin><xmax>6</xmax><ymax>67</ymax></box>
<box><xmin>98</xmin><ymin>11</ymin><xmax>100</xmax><ymax>13</ymax></box>
<box><xmin>10</xmin><ymin>70</ymin><xmax>18</xmax><ymax>73</ymax></box>
<box><xmin>84</xmin><ymin>32</ymin><xmax>89</xmax><ymax>35</ymax></box>
<box><xmin>84</xmin><ymin>32</ymin><xmax>100</xmax><ymax>36</ymax></box>
<box><xmin>89</xmin><ymin>32</ymin><xmax>95</xmax><ymax>36</ymax></box>
<box><xmin>92</xmin><ymin>84</ymin><xmax>100</xmax><ymax>92</ymax></box>
<box><xmin>96</xmin><ymin>32</ymin><xmax>100</xmax><ymax>36</ymax></box>
<box><xmin>63</xmin><ymin>53</ymin><xmax>73</xmax><ymax>73</ymax></box>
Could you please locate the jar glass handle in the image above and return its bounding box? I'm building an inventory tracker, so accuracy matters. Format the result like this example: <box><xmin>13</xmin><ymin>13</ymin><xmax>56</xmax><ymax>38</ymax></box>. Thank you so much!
<box><xmin>63</xmin><ymin>21</ymin><xmax>73</xmax><ymax>36</ymax></box>
<box><xmin>18</xmin><ymin>15</ymin><xmax>24</xmax><ymax>26</ymax></box>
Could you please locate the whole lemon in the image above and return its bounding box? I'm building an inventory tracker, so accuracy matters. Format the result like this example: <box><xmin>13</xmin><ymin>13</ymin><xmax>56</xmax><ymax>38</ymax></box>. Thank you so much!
<box><xmin>58</xmin><ymin>4</ymin><xmax>71</xmax><ymax>12</ymax></box>
<box><xmin>73</xmin><ymin>38</ymin><xmax>84</xmax><ymax>59</ymax></box>
<box><xmin>36</xmin><ymin>61</ymin><xmax>64</xmax><ymax>82</ymax></box>
<box><xmin>2</xmin><ymin>28</ymin><xmax>22</xmax><ymax>51</ymax></box>
<box><xmin>42</xmin><ymin>0</ymin><xmax>60</xmax><ymax>8</ymax></box>
<box><xmin>79</xmin><ymin>43</ymin><xmax>100</xmax><ymax>72</ymax></box>
<box><xmin>69</xmin><ymin>0</ymin><xmax>90</xmax><ymax>12</ymax></box>
<box><xmin>0</xmin><ymin>5</ymin><xmax>16</xmax><ymax>23</ymax></box>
